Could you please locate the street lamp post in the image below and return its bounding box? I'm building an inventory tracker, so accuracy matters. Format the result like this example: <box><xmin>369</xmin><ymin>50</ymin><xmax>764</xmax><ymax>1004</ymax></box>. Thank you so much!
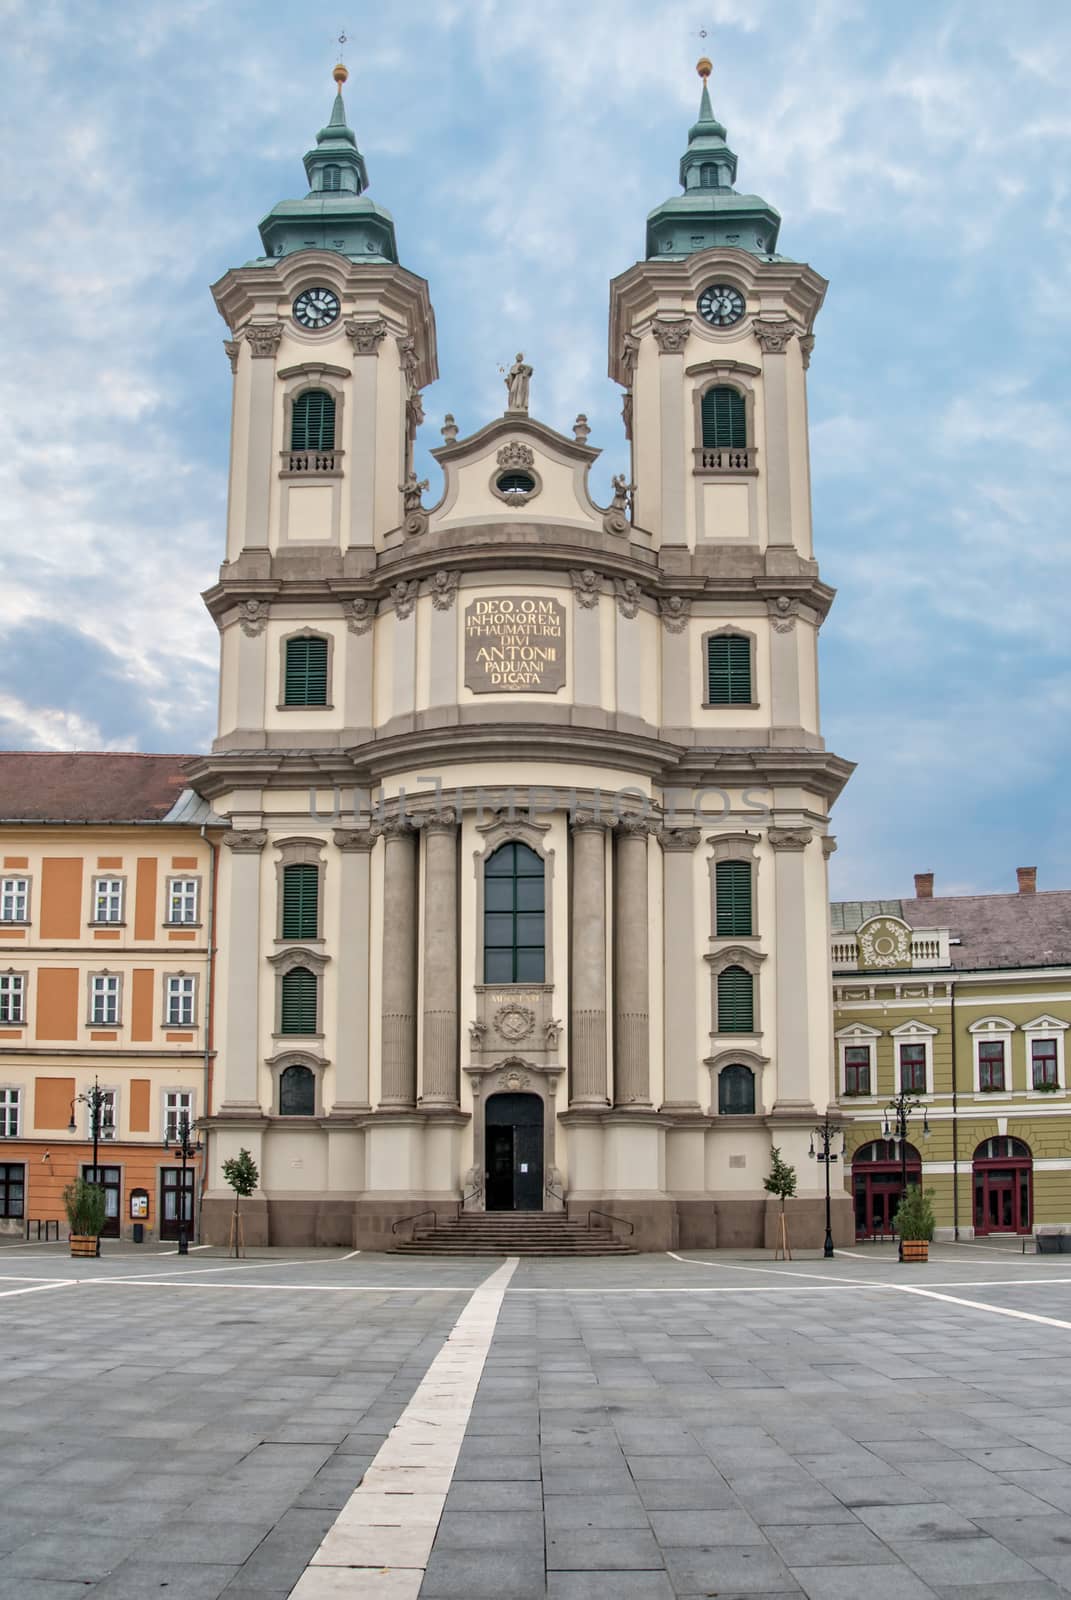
<box><xmin>809</xmin><ymin>1117</ymin><xmax>844</xmax><ymax>1258</ymax></box>
<box><xmin>68</xmin><ymin>1078</ymin><xmax>113</xmax><ymax>1257</ymax></box>
<box><xmin>883</xmin><ymin>1090</ymin><xmax>931</xmax><ymax>1261</ymax></box>
<box><xmin>164</xmin><ymin>1112</ymin><xmax>202</xmax><ymax>1255</ymax></box>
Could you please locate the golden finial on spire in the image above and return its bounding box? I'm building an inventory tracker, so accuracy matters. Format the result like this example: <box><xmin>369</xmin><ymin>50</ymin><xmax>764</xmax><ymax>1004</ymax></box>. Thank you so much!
<box><xmin>697</xmin><ymin>56</ymin><xmax>712</xmax><ymax>81</ymax></box>
<box><xmin>334</xmin><ymin>29</ymin><xmax>349</xmax><ymax>86</ymax></box>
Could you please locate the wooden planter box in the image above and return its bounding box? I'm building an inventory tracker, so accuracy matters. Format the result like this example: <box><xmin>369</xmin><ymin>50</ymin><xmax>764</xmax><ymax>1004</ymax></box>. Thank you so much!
<box><xmin>69</xmin><ymin>1235</ymin><xmax>98</xmax><ymax>1259</ymax></box>
<box><xmin>901</xmin><ymin>1239</ymin><xmax>929</xmax><ymax>1262</ymax></box>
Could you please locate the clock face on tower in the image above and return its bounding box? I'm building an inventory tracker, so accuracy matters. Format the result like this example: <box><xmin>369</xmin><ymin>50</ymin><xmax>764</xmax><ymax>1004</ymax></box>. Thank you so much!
<box><xmin>293</xmin><ymin>287</ymin><xmax>341</xmax><ymax>331</ymax></box>
<box><xmin>697</xmin><ymin>284</ymin><xmax>746</xmax><ymax>327</ymax></box>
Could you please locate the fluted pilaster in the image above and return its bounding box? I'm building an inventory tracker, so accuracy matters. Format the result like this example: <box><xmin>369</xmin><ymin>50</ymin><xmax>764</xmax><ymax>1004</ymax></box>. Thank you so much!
<box><xmin>570</xmin><ymin>815</ymin><xmax>610</xmax><ymax>1106</ymax></box>
<box><xmin>378</xmin><ymin>820</ymin><xmax>418</xmax><ymax>1108</ymax></box>
<box><xmin>613</xmin><ymin>819</ymin><xmax>651</xmax><ymax>1106</ymax></box>
<box><xmin>419</xmin><ymin>814</ymin><xmax>459</xmax><ymax>1107</ymax></box>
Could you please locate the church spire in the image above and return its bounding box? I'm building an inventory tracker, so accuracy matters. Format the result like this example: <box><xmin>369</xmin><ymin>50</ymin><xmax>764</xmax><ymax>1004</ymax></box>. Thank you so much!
<box><xmin>645</xmin><ymin>58</ymin><xmax>783</xmax><ymax>262</ymax></box>
<box><xmin>254</xmin><ymin>65</ymin><xmax>398</xmax><ymax>266</ymax></box>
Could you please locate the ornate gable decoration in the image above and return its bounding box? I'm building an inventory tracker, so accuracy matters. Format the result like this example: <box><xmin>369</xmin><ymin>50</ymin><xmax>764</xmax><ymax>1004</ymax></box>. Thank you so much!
<box><xmin>857</xmin><ymin>915</ymin><xmax>912</xmax><ymax>971</ymax></box>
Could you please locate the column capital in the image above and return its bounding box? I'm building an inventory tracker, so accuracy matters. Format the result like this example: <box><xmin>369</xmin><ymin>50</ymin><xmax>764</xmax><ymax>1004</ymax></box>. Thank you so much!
<box><xmin>570</xmin><ymin>811</ymin><xmax>614</xmax><ymax>835</ymax></box>
<box><xmin>333</xmin><ymin>827</ymin><xmax>375</xmax><ymax>853</ymax></box>
<box><xmin>569</xmin><ymin>569</ymin><xmax>602</xmax><ymax>609</ymax></box>
<box><xmin>412</xmin><ymin>809</ymin><xmax>459</xmax><ymax>836</ymax></box>
<box><xmin>345</xmin><ymin>598</ymin><xmax>375</xmax><ymax>636</ymax></box>
<box><xmin>800</xmin><ymin>333</ymin><xmax>815</xmax><ymax>369</ymax></box>
<box><xmin>242</xmin><ymin>322</ymin><xmax>284</xmax><ymax>359</ymax></box>
<box><xmin>223</xmin><ymin>339</ymin><xmax>241</xmax><ymax>374</ymax></box>
<box><xmin>371</xmin><ymin>816</ymin><xmax>417</xmax><ymax>842</ymax></box>
<box><xmin>617</xmin><ymin>814</ymin><xmax>654</xmax><ymax>839</ymax></box>
<box><xmin>767</xmin><ymin>594</ymin><xmax>800</xmax><ymax>633</ymax></box>
<box><xmin>651</xmin><ymin>317</ymin><xmax>690</xmax><ymax>354</ymax></box>
<box><xmin>821</xmin><ymin>834</ymin><xmax>838</xmax><ymax>858</ymax></box>
<box><xmin>752</xmin><ymin>317</ymin><xmax>797</xmax><ymax>355</ymax></box>
<box><xmin>344</xmin><ymin>316</ymin><xmax>388</xmax><ymax>355</ymax></box>
<box><xmin>223</xmin><ymin>829</ymin><xmax>268</xmax><ymax>854</ymax></box>
<box><xmin>659</xmin><ymin>827</ymin><xmax>702</xmax><ymax>853</ymax></box>
<box><xmin>768</xmin><ymin>826</ymin><xmax>813</xmax><ymax>852</ymax></box>
<box><xmin>659</xmin><ymin>596</ymin><xmax>692</xmax><ymax>633</ymax></box>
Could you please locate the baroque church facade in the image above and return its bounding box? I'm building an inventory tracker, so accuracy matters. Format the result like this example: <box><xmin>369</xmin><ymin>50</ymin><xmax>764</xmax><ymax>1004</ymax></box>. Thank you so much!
<box><xmin>191</xmin><ymin>61</ymin><xmax>856</xmax><ymax>1250</ymax></box>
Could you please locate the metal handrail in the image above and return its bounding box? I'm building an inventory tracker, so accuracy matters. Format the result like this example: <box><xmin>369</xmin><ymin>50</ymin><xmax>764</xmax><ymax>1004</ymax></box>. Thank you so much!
<box><xmin>581</xmin><ymin>1207</ymin><xmax>635</xmax><ymax>1236</ymax></box>
<box><xmin>456</xmin><ymin>1185</ymin><xmax>482</xmax><ymax>1218</ymax></box>
<box><xmin>390</xmin><ymin>1208</ymin><xmax>437</xmax><ymax>1237</ymax></box>
<box><xmin>544</xmin><ymin>1179</ymin><xmax>565</xmax><ymax>1205</ymax></box>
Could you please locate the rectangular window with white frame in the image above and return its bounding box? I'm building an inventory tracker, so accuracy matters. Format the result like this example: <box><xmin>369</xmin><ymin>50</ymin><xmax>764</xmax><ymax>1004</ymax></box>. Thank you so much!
<box><xmin>978</xmin><ymin>1040</ymin><xmax>1006</xmax><ymax>1092</ymax></box>
<box><xmin>0</xmin><ymin>1088</ymin><xmax>20</xmax><ymax>1138</ymax></box>
<box><xmin>1032</xmin><ymin>1038</ymin><xmax>1059</xmax><ymax>1089</ymax></box>
<box><xmin>165</xmin><ymin>975</ymin><xmax>197</xmax><ymax>1028</ymax></box>
<box><xmin>0</xmin><ymin>878</ymin><xmax>29</xmax><ymax>924</ymax></box>
<box><xmin>844</xmin><ymin>1046</ymin><xmax>871</xmax><ymax>1096</ymax></box>
<box><xmin>164</xmin><ymin>1090</ymin><xmax>194</xmax><ymax>1142</ymax></box>
<box><xmin>166</xmin><ymin>878</ymin><xmax>200</xmax><ymax>925</ymax></box>
<box><xmin>89</xmin><ymin>975</ymin><xmax>121</xmax><ymax>1027</ymax></box>
<box><xmin>92</xmin><ymin>877</ymin><xmax>124</xmax><ymax>924</ymax></box>
<box><xmin>899</xmin><ymin>1043</ymin><xmax>927</xmax><ymax>1094</ymax></box>
<box><xmin>0</xmin><ymin>974</ymin><xmax>25</xmax><ymax>1026</ymax></box>
<box><xmin>86</xmin><ymin>1088</ymin><xmax>117</xmax><ymax>1141</ymax></box>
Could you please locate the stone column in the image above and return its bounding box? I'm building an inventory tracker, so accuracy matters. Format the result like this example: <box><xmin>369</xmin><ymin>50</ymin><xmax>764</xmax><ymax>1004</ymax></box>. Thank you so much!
<box><xmin>378</xmin><ymin>819</ymin><xmax>418</xmax><ymax>1108</ymax></box>
<box><xmin>753</xmin><ymin>319</ymin><xmax>796</xmax><ymax>549</ymax></box>
<box><xmin>767</xmin><ymin>596</ymin><xmax>802</xmax><ymax>730</ymax></box>
<box><xmin>332</xmin><ymin>828</ymin><xmax>375</xmax><ymax>1112</ymax></box>
<box><xmin>241</xmin><ymin>323</ymin><xmax>283</xmax><ymax>553</ymax></box>
<box><xmin>769</xmin><ymin>826</ymin><xmax>816</xmax><ymax>1111</ymax></box>
<box><xmin>344</xmin><ymin>317</ymin><xmax>387</xmax><ymax>548</ymax></box>
<box><xmin>652</xmin><ymin>319</ymin><xmax>689</xmax><ymax>542</ymax></box>
<box><xmin>613</xmin><ymin>820</ymin><xmax>651</xmax><ymax>1106</ymax></box>
<box><xmin>219</xmin><ymin>831</ymin><xmax>267</xmax><ymax>1112</ymax></box>
<box><xmin>660</xmin><ymin>827</ymin><xmax>702</xmax><ymax>1110</ymax></box>
<box><xmin>419</xmin><ymin>814</ymin><xmax>459</xmax><ymax>1107</ymax></box>
<box><xmin>569</xmin><ymin>815</ymin><xmax>610</xmax><ymax>1106</ymax></box>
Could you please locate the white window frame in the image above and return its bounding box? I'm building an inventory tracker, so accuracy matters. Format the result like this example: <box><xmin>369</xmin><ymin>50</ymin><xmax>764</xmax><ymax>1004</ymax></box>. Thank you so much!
<box><xmin>0</xmin><ymin>878</ymin><xmax>29</xmax><ymax>924</ymax></box>
<box><xmin>969</xmin><ymin>1016</ymin><xmax>1015</xmax><ymax>1095</ymax></box>
<box><xmin>91</xmin><ymin>876</ymin><xmax>125</xmax><ymax>925</ymax></box>
<box><xmin>0</xmin><ymin>1088</ymin><xmax>20</xmax><ymax>1138</ymax></box>
<box><xmin>165</xmin><ymin>975</ymin><xmax>197</xmax><ymax>1029</ymax></box>
<box><xmin>89</xmin><ymin>974</ymin><xmax>121</xmax><ymax>1027</ymax></box>
<box><xmin>166</xmin><ymin>877</ymin><xmax>200</xmax><ymax>926</ymax></box>
<box><xmin>0</xmin><ymin>973</ymin><xmax>25</xmax><ymax>1026</ymax></box>
<box><xmin>836</xmin><ymin>1023</ymin><xmax>882</xmax><ymax>1100</ymax></box>
<box><xmin>890</xmin><ymin>1020</ymin><xmax>937</xmax><ymax>1098</ymax></box>
<box><xmin>1023</xmin><ymin>1015</ymin><xmax>1068</xmax><ymax>1094</ymax></box>
<box><xmin>164</xmin><ymin>1090</ymin><xmax>195</xmax><ymax>1143</ymax></box>
<box><xmin>86</xmin><ymin>1087</ymin><xmax>118</xmax><ymax>1142</ymax></box>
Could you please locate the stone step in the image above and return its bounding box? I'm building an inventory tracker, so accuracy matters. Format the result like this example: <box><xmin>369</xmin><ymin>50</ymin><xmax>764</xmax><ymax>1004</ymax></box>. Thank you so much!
<box><xmin>389</xmin><ymin>1212</ymin><xmax>637</xmax><ymax>1256</ymax></box>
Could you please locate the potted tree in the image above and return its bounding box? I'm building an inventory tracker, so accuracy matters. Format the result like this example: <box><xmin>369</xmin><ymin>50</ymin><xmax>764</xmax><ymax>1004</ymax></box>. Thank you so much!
<box><xmin>63</xmin><ymin>1177</ymin><xmax>106</xmax><ymax>1258</ymax></box>
<box><xmin>764</xmin><ymin>1147</ymin><xmax>797</xmax><ymax>1259</ymax></box>
<box><xmin>221</xmin><ymin>1148</ymin><xmax>259</xmax><ymax>1258</ymax></box>
<box><xmin>894</xmin><ymin>1185</ymin><xmax>935</xmax><ymax>1262</ymax></box>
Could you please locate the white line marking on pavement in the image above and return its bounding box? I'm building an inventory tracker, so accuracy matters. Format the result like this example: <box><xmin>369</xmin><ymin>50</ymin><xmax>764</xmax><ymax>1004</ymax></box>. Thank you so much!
<box><xmin>340</xmin><ymin>1249</ymin><xmax>362</xmax><ymax>1260</ymax></box>
<box><xmin>667</xmin><ymin>1250</ymin><xmax>883</xmax><ymax>1287</ymax></box>
<box><xmin>290</xmin><ymin>1256</ymin><xmax>517</xmax><ymax>1600</ymax></box>
<box><xmin>888</xmin><ymin>1283</ymin><xmax>1071</xmax><ymax>1331</ymax></box>
<box><xmin>0</xmin><ymin>1279</ymin><xmax>78</xmax><ymax>1299</ymax></box>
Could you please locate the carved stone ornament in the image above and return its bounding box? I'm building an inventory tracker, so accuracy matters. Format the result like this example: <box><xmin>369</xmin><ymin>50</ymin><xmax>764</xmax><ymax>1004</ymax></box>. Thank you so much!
<box><xmin>752</xmin><ymin>318</ymin><xmax>797</xmax><ymax>355</ymax></box>
<box><xmin>544</xmin><ymin>1018</ymin><xmax>562</xmax><ymax>1048</ymax></box>
<box><xmin>344</xmin><ymin>317</ymin><xmax>388</xmax><ymax>355</ymax></box>
<box><xmin>822</xmin><ymin>835</ymin><xmax>838</xmax><ymax>858</ymax></box>
<box><xmin>468</xmin><ymin>1019</ymin><xmax>489</xmax><ymax>1049</ymax></box>
<box><xmin>621</xmin><ymin>390</ymin><xmax>634</xmax><ymax>441</ymax></box>
<box><xmin>767</xmin><ymin>827</ymin><xmax>813</xmax><ymax>852</ymax></box>
<box><xmin>224</xmin><ymin>830</ymin><xmax>268</xmax><ymax>853</ymax></box>
<box><xmin>651</xmin><ymin>317</ymin><xmax>690</xmax><ymax>354</ymax></box>
<box><xmin>768</xmin><ymin>594</ymin><xmax>799</xmax><ymax>633</ymax></box>
<box><xmin>569</xmin><ymin>569</ymin><xmax>601</xmax><ymax>609</ymax></box>
<box><xmin>573</xmin><ymin>413</ymin><xmax>591</xmax><ymax>445</ymax></box>
<box><xmin>237</xmin><ymin>598</ymin><xmax>269</xmax><ymax>637</ymax></box>
<box><xmin>441</xmin><ymin>413</ymin><xmax>459</xmax><ymax>443</ymax></box>
<box><xmin>400</xmin><ymin>471</ymin><xmax>429</xmax><ymax>513</ymax></box>
<box><xmin>390</xmin><ymin>579</ymin><xmax>419</xmax><ymax>620</ymax></box>
<box><xmin>800</xmin><ymin>333</ymin><xmax>815</xmax><ymax>370</ymax></box>
<box><xmin>242</xmin><ymin>322</ymin><xmax>284</xmax><ymax>359</ymax></box>
<box><xmin>346</xmin><ymin>598</ymin><xmax>374</xmax><ymax>636</ymax></box>
<box><xmin>858</xmin><ymin>915</ymin><xmax>912</xmax><ymax>970</ymax></box>
<box><xmin>397</xmin><ymin>334</ymin><xmax>420</xmax><ymax>394</ymax></box>
<box><xmin>621</xmin><ymin>333</ymin><xmax>640</xmax><ymax>377</ymax></box>
<box><xmin>404</xmin><ymin>508</ymin><xmax>430</xmax><ymax>539</ymax></box>
<box><xmin>429</xmin><ymin>569</ymin><xmax>460</xmax><ymax>611</ymax></box>
<box><xmin>498</xmin><ymin>1068</ymin><xmax>531</xmax><ymax>1093</ymax></box>
<box><xmin>614</xmin><ymin>577</ymin><xmax>643</xmax><ymax>619</ymax></box>
<box><xmin>412</xmin><ymin>807</ymin><xmax>459</xmax><ymax>834</ymax></box>
<box><xmin>370</xmin><ymin>815</ymin><xmax>415</xmax><ymax>842</ymax></box>
<box><xmin>497</xmin><ymin>441</ymin><xmax>535</xmax><ymax>470</ymax></box>
<box><xmin>493</xmin><ymin>1003</ymin><xmax>536</xmax><ymax>1044</ymax></box>
<box><xmin>570</xmin><ymin>810</ymin><xmax>613</xmax><ymax>833</ymax></box>
<box><xmin>660</xmin><ymin>827</ymin><xmax>702</xmax><ymax>852</ymax></box>
<box><xmin>617</xmin><ymin>813</ymin><xmax>652</xmax><ymax>838</ymax></box>
<box><xmin>659</xmin><ymin>596</ymin><xmax>692</xmax><ymax>634</ymax></box>
<box><xmin>504</xmin><ymin>353</ymin><xmax>532</xmax><ymax>414</ymax></box>
<box><xmin>223</xmin><ymin>339</ymin><xmax>241</xmax><ymax>374</ymax></box>
<box><xmin>332</xmin><ymin>828</ymin><xmax>375</xmax><ymax>852</ymax></box>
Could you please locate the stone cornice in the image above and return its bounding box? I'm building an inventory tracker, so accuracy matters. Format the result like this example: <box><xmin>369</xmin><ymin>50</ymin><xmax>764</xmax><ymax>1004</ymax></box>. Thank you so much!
<box><xmin>430</xmin><ymin>412</ymin><xmax>600</xmax><ymax>468</ymax></box>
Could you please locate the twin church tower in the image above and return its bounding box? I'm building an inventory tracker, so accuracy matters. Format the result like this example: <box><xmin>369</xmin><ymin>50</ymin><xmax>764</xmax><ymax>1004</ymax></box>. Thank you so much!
<box><xmin>191</xmin><ymin>59</ymin><xmax>854</xmax><ymax>1248</ymax></box>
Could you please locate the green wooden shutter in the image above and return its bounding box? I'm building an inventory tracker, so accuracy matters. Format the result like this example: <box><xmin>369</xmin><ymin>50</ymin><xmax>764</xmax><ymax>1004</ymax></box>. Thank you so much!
<box><xmin>717</xmin><ymin>966</ymin><xmax>754</xmax><ymax>1032</ymax></box>
<box><xmin>701</xmin><ymin>386</ymin><xmax>746</xmax><ymax>448</ymax></box>
<box><xmin>280</xmin><ymin>968</ymin><xmax>317</xmax><ymax>1034</ymax></box>
<box><xmin>282</xmin><ymin>864</ymin><xmax>319</xmax><ymax>940</ymax></box>
<box><xmin>716</xmin><ymin>861</ymin><xmax>753</xmax><ymax>937</ymax></box>
<box><xmin>707</xmin><ymin>635</ymin><xmax>752</xmax><ymax>705</ymax></box>
<box><xmin>284</xmin><ymin>637</ymin><xmax>329</xmax><ymax>706</ymax></box>
<box><xmin>291</xmin><ymin>390</ymin><xmax>336</xmax><ymax>451</ymax></box>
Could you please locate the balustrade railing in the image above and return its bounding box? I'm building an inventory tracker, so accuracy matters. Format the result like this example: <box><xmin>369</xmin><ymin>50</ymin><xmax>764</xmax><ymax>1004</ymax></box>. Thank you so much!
<box><xmin>694</xmin><ymin>445</ymin><xmax>755</xmax><ymax>472</ymax></box>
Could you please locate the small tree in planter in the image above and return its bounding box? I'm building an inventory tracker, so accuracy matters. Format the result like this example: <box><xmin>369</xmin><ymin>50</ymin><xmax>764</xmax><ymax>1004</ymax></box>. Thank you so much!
<box><xmin>894</xmin><ymin>1184</ymin><xmax>936</xmax><ymax>1262</ymax></box>
<box><xmin>221</xmin><ymin>1148</ymin><xmax>259</xmax><ymax>1258</ymax></box>
<box><xmin>764</xmin><ymin>1146</ymin><xmax>797</xmax><ymax>1259</ymax></box>
<box><xmin>63</xmin><ymin>1177</ymin><xmax>107</xmax><ymax>1258</ymax></box>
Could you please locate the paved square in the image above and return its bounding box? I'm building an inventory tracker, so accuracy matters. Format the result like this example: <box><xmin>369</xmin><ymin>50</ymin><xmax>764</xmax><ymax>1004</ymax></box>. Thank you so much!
<box><xmin>2</xmin><ymin>1241</ymin><xmax>1071</xmax><ymax>1594</ymax></box>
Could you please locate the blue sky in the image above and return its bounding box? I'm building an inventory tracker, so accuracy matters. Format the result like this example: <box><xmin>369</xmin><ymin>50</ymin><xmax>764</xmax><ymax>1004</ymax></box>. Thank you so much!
<box><xmin>1</xmin><ymin>0</ymin><xmax>1069</xmax><ymax>900</ymax></box>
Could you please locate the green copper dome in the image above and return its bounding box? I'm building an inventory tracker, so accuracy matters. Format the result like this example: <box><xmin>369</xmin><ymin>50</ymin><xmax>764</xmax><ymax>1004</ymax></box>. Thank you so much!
<box><xmin>645</xmin><ymin>65</ymin><xmax>783</xmax><ymax>262</ymax></box>
<box><xmin>253</xmin><ymin>68</ymin><xmax>398</xmax><ymax>266</ymax></box>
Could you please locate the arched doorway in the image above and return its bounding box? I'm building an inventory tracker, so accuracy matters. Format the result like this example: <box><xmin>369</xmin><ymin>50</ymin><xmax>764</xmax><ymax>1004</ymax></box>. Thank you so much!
<box><xmin>974</xmin><ymin>1137</ymin><xmax>1032</xmax><ymax>1235</ymax></box>
<box><xmin>852</xmin><ymin>1139</ymin><xmax>922</xmax><ymax>1239</ymax></box>
<box><xmin>485</xmin><ymin>1093</ymin><xmax>543</xmax><ymax>1211</ymax></box>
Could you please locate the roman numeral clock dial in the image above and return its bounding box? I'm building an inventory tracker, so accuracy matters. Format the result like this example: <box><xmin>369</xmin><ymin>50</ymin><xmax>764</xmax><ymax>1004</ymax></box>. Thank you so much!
<box><xmin>293</xmin><ymin>287</ymin><xmax>340</xmax><ymax>330</ymax></box>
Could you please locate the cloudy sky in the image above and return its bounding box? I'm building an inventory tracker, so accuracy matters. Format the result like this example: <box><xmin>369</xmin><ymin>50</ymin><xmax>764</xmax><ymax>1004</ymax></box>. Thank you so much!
<box><xmin>1</xmin><ymin>0</ymin><xmax>1068</xmax><ymax>899</ymax></box>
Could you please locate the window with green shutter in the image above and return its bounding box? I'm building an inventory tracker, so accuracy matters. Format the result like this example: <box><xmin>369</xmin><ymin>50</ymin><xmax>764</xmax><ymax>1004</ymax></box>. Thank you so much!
<box><xmin>715</xmin><ymin>860</ymin><xmax>753</xmax><ymax>937</ymax></box>
<box><xmin>284</xmin><ymin>636</ymin><xmax>329</xmax><ymax>706</ymax></box>
<box><xmin>706</xmin><ymin>634</ymin><xmax>752</xmax><ymax>705</ymax></box>
<box><xmin>701</xmin><ymin>386</ymin><xmax>746</xmax><ymax>449</ymax></box>
<box><xmin>291</xmin><ymin>389</ymin><xmax>336</xmax><ymax>451</ymax></box>
<box><xmin>717</xmin><ymin>965</ymin><xmax>754</xmax><ymax>1033</ymax></box>
<box><xmin>282</xmin><ymin>863</ymin><xmax>319</xmax><ymax>941</ymax></box>
<box><xmin>280</xmin><ymin>968</ymin><xmax>317</xmax><ymax>1034</ymax></box>
<box><xmin>483</xmin><ymin>842</ymin><xmax>545</xmax><ymax>983</ymax></box>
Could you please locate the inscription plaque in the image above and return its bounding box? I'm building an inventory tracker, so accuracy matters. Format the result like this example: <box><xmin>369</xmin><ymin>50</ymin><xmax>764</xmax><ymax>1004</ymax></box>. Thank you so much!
<box><xmin>464</xmin><ymin>596</ymin><xmax>566</xmax><ymax>693</ymax></box>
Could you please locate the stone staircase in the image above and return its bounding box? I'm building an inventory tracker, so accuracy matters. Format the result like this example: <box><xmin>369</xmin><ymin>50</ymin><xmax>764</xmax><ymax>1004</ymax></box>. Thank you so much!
<box><xmin>389</xmin><ymin>1211</ymin><xmax>637</xmax><ymax>1256</ymax></box>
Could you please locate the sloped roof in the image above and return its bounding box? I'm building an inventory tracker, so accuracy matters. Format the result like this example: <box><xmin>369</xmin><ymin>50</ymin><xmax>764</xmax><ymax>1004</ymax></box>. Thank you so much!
<box><xmin>0</xmin><ymin>752</ymin><xmax>210</xmax><ymax>824</ymax></box>
<box><xmin>832</xmin><ymin>890</ymin><xmax>1071</xmax><ymax>970</ymax></box>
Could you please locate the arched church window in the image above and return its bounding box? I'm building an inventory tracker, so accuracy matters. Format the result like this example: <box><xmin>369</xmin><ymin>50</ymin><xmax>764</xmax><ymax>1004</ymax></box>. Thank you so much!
<box><xmin>283</xmin><ymin>636</ymin><xmax>329</xmax><ymax>707</ymax></box>
<box><xmin>279</xmin><ymin>1063</ymin><xmax>316</xmax><ymax>1116</ymax></box>
<box><xmin>706</xmin><ymin>634</ymin><xmax>752</xmax><ymax>706</ymax></box>
<box><xmin>280</xmin><ymin>968</ymin><xmax>317</xmax><ymax>1035</ymax></box>
<box><xmin>484</xmin><ymin>843</ymin><xmax>545</xmax><ymax>983</ymax></box>
<box><xmin>701</xmin><ymin>386</ymin><xmax>747</xmax><ymax>449</ymax></box>
<box><xmin>717</xmin><ymin>966</ymin><xmax>754</xmax><ymax>1033</ymax></box>
<box><xmin>715</xmin><ymin>860</ymin><xmax>752</xmax><ymax>937</ymax></box>
<box><xmin>322</xmin><ymin>165</ymin><xmax>341</xmax><ymax>192</ymax></box>
<box><xmin>699</xmin><ymin>162</ymin><xmax>718</xmax><ymax>187</ymax></box>
<box><xmin>281</xmin><ymin>864</ymin><xmax>319</xmax><ymax>941</ymax></box>
<box><xmin>291</xmin><ymin>390</ymin><xmax>336</xmax><ymax>452</ymax></box>
<box><xmin>718</xmin><ymin>1064</ymin><xmax>755</xmax><ymax>1114</ymax></box>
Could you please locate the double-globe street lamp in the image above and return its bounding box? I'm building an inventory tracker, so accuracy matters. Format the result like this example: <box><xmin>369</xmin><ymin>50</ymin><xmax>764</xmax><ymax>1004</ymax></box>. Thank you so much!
<box><xmin>68</xmin><ymin>1076</ymin><xmax>113</xmax><ymax>1256</ymax></box>
<box><xmin>883</xmin><ymin>1089</ymin><xmax>931</xmax><ymax>1261</ymax></box>
<box><xmin>809</xmin><ymin>1117</ymin><xmax>844</xmax><ymax>1259</ymax></box>
<box><xmin>164</xmin><ymin>1111</ymin><xmax>202</xmax><ymax>1255</ymax></box>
